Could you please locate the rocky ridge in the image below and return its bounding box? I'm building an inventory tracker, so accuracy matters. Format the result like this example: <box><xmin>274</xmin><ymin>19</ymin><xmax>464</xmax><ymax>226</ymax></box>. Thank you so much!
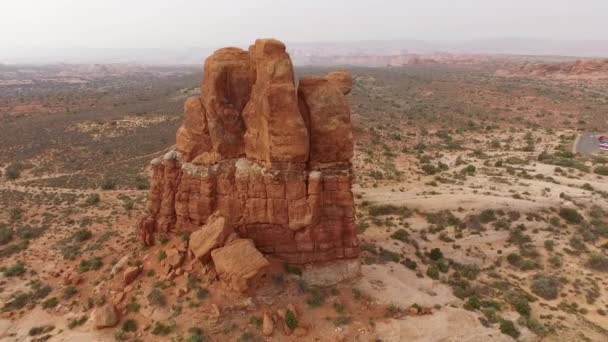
<box><xmin>138</xmin><ymin>38</ymin><xmax>359</xmax><ymax>266</ymax></box>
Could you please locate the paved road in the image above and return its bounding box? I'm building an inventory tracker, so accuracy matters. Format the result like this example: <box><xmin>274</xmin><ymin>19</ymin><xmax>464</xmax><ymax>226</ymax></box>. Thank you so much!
<box><xmin>574</xmin><ymin>132</ymin><xmax>607</xmax><ymax>155</ymax></box>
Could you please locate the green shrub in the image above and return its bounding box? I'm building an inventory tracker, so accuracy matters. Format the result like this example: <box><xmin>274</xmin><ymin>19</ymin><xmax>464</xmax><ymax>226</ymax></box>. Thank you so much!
<box><xmin>559</xmin><ymin>208</ymin><xmax>583</xmax><ymax>224</ymax></box>
<box><xmin>390</xmin><ymin>229</ymin><xmax>408</xmax><ymax>242</ymax></box>
<box><xmin>122</xmin><ymin>319</ymin><xmax>137</xmax><ymax>332</ymax></box>
<box><xmin>285</xmin><ymin>309</ymin><xmax>298</xmax><ymax>329</ymax></box>
<box><xmin>63</xmin><ymin>286</ymin><xmax>77</xmax><ymax>300</ymax></box>
<box><xmin>2</xmin><ymin>261</ymin><xmax>26</xmax><ymax>277</ymax></box>
<box><xmin>594</xmin><ymin>166</ymin><xmax>608</xmax><ymax>176</ymax></box>
<box><xmin>531</xmin><ymin>275</ymin><xmax>561</xmax><ymax>300</ymax></box>
<box><xmin>100</xmin><ymin>177</ymin><xmax>116</xmax><ymax>190</ymax></box>
<box><xmin>67</xmin><ymin>315</ymin><xmax>87</xmax><ymax>329</ymax></box>
<box><xmin>283</xmin><ymin>263</ymin><xmax>302</xmax><ymax>276</ymax></box>
<box><xmin>429</xmin><ymin>248</ymin><xmax>443</xmax><ymax>261</ymax></box>
<box><xmin>9</xmin><ymin>207</ymin><xmax>22</xmax><ymax>221</ymax></box>
<box><xmin>147</xmin><ymin>288</ymin><xmax>166</xmax><ymax>307</ymax></box>
<box><xmin>586</xmin><ymin>253</ymin><xmax>608</xmax><ymax>272</ymax></box>
<box><xmin>499</xmin><ymin>319</ymin><xmax>520</xmax><ymax>338</ymax></box>
<box><xmin>83</xmin><ymin>193</ymin><xmax>100</xmax><ymax>206</ymax></box>
<box><xmin>151</xmin><ymin>322</ymin><xmax>174</xmax><ymax>335</ymax></box>
<box><xmin>0</xmin><ymin>225</ymin><xmax>13</xmax><ymax>245</ymax></box>
<box><xmin>368</xmin><ymin>204</ymin><xmax>412</xmax><ymax>217</ymax></box>
<box><xmin>187</xmin><ymin>327</ymin><xmax>206</xmax><ymax>342</ymax></box>
<box><xmin>135</xmin><ymin>176</ymin><xmax>150</xmax><ymax>190</ymax></box>
<box><xmin>78</xmin><ymin>257</ymin><xmax>103</xmax><ymax>272</ymax></box>
<box><xmin>478</xmin><ymin>209</ymin><xmax>497</xmax><ymax>223</ymax></box>
<box><xmin>426</xmin><ymin>266</ymin><xmax>439</xmax><ymax>279</ymax></box>
<box><xmin>72</xmin><ymin>228</ymin><xmax>92</xmax><ymax>242</ymax></box>
<box><xmin>5</xmin><ymin>163</ymin><xmax>22</xmax><ymax>180</ymax></box>
<box><xmin>42</xmin><ymin>297</ymin><xmax>59</xmax><ymax>309</ymax></box>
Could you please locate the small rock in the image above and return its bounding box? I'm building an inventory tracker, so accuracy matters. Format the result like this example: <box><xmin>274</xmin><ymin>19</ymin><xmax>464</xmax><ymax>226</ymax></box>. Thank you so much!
<box><xmin>93</xmin><ymin>303</ymin><xmax>119</xmax><ymax>329</ymax></box>
<box><xmin>123</xmin><ymin>266</ymin><xmax>141</xmax><ymax>285</ymax></box>
<box><xmin>407</xmin><ymin>307</ymin><xmax>419</xmax><ymax>316</ymax></box>
<box><xmin>294</xmin><ymin>327</ymin><xmax>308</xmax><ymax>337</ymax></box>
<box><xmin>166</xmin><ymin>248</ymin><xmax>184</xmax><ymax>268</ymax></box>
<box><xmin>176</xmin><ymin>287</ymin><xmax>188</xmax><ymax>297</ymax></box>
<box><xmin>62</xmin><ymin>272</ymin><xmax>81</xmax><ymax>286</ymax></box>
<box><xmin>276</xmin><ymin>308</ymin><xmax>286</xmax><ymax>319</ymax></box>
<box><xmin>111</xmin><ymin>255</ymin><xmax>130</xmax><ymax>275</ymax></box>
<box><xmin>113</xmin><ymin>292</ymin><xmax>125</xmax><ymax>305</ymax></box>
<box><xmin>262</xmin><ymin>312</ymin><xmax>274</xmax><ymax>336</ymax></box>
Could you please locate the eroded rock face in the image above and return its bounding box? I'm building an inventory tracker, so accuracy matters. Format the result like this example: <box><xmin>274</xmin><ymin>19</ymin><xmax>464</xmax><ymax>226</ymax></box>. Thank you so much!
<box><xmin>139</xmin><ymin>38</ymin><xmax>359</xmax><ymax>264</ymax></box>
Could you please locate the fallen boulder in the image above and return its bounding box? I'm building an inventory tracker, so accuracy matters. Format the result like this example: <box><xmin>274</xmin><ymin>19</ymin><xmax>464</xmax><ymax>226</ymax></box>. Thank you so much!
<box><xmin>189</xmin><ymin>213</ymin><xmax>233</xmax><ymax>261</ymax></box>
<box><xmin>211</xmin><ymin>239</ymin><xmax>269</xmax><ymax>292</ymax></box>
<box><xmin>93</xmin><ymin>303</ymin><xmax>119</xmax><ymax>329</ymax></box>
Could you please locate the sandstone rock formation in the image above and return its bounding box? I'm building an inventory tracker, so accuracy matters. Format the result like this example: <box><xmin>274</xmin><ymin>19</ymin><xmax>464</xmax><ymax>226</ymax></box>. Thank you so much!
<box><xmin>139</xmin><ymin>38</ymin><xmax>359</xmax><ymax>265</ymax></box>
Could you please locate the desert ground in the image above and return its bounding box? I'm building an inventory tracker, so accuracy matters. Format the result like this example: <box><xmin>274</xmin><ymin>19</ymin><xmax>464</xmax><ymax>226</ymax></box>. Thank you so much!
<box><xmin>1</xmin><ymin>59</ymin><xmax>608</xmax><ymax>341</ymax></box>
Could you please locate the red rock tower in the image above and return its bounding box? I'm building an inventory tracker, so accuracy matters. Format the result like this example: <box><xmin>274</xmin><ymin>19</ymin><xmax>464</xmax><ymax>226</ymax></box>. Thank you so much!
<box><xmin>139</xmin><ymin>39</ymin><xmax>359</xmax><ymax>264</ymax></box>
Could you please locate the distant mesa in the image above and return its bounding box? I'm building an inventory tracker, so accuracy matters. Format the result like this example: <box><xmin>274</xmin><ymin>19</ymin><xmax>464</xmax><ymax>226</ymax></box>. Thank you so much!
<box><xmin>138</xmin><ymin>39</ymin><xmax>359</xmax><ymax>272</ymax></box>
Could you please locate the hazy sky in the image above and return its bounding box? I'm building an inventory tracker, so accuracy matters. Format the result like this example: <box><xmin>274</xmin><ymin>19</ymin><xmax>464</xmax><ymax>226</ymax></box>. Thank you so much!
<box><xmin>1</xmin><ymin>0</ymin><xmax>607</xmax><ymax>49</ymax></box>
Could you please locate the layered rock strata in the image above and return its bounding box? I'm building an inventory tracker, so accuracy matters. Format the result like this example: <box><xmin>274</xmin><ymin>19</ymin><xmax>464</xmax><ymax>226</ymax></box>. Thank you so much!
<box><xmin>139</xmin><ymin>38</ymin><xmax>359</xmax><ymax>264</ymax></box>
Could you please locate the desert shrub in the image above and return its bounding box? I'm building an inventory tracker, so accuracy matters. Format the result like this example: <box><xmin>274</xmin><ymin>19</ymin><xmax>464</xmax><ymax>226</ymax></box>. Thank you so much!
<box><xmin>548</xmin><ymin>256</ymin><xmax>562</xmax><ymax>268</ymax></box>
<box><xmin>63</xmin><ymin>286</ymin><xmax>77</xmax><ymax>300</ymax></box>
<box><xmin>151</xmin><ymin>322</ymin><xmax>174</xmax><ymax>335</ymax></box>
<box><xmin>594</xmin><ymin>166</ymin><xmax>608</xmax><ymax>176</ymax></box>
<box><xmin>478</xmin><ymin>209</ymin><xmax>497</xmax><ymax>223</ymax></box>
<box><xmin>499</xmin><ymin>319</ymin><xmax>520</xmax><ymax>338</ymax></box>
<box><xmin>306</xmin><ymin>287</ymin><xmax>326</xmax><ymax>307</ymax></box>
<box><xmin>2</xmin><ymin>261</ymin><xmax>26</xmax><ymax>277</ymax></box>
<box><xmin>157</xmin><ymin>250</ymin><xmax>167</xmax><ymax>261</ymax></box>
<box><xmin>83</xmin><ymin>193</ymin><xmax>100</xmax><ymax>206</ymax></box>
<box><xmin>0</xmin><ymin>225</ymin><xmax>13</xmax><ymax>245</ymax></box>
<box><xmin>285</xmin><ymin>309</ymin><xmax>298</xmax><ymax>329</ymax></box>
<box><xmin>17</xmin><ymin>226</ymin><xmax>46</xmax><ymax>240</ymax></box>
<box><xmin>283</xmin><ymin>263</ymin><xmax>302</xmax><ymax>276</ymax></box>
<box><xmin>147</xmin><ymin>288</ymin><xmax>167</xmax><ymax>307</ymax></box>
<box><xmin>505</xmin><ymin>290</ymin><xmax>531</xmax><ymax>316</ymax></box>
<box><xmin>4</xmin><ymin>163</ymin><xmax>22</xmax><ymax>180</ymax></box>
<box><xmin>426</xmin><ymin>266</ymin><xmax>439</xmax><ymax>279</ymax></box>
<box><xmin>368</xmin><ymin>204</ymin><xmax>412</xmax><ymax>217</ymax></box>
<box><xmin>42</xmin><ymin>297</ymin><xmax>58</xmax><ymax>309</ymax></box>
<box><xmin>461</xmin><ymin>164</ymin><xmax>476</xmax><ymax>175</ymax></box>
<box><xmin>429</xmin><ymin>248</ymin><xmax>443</xmax><ymax>261</ymax></box>
<box><xmin>425</xmin><ymin>210</ymin><xmax>460</xmax><ymax>226</ymax></box>
<box><xmin>78</xmin><ymin>256</ymin><xmax>103</xmax><ymax>272</ymax></box>
<box><xmin>9</xmin><ymin>207</ymin><xmax>22</xmax><ymax>221</ymax></box>
<box><xmin>72</xmin><ymin>228</ymin><xmax>92</xmax><ymax>242</ymax></box>
<box><xmin>559</xmin><ymin>208</ymin><xmax>583</xmax><ymax>224</ymax></box>
<box><xmin>187</xmin><ymin>327</ymin><xmax>206</xmax><ymax>342</ymax></box>
<box><xmin>402</xmin><ymin>258</ymin><xmax>417</xmax><ymax>270</ymax></box>
<box><xmin>28</xmin><ymin>325</ymin><xmax>54</xmax><ymax>336</ymax></box>
<box><xmin>126</xmin><ymin>300</ymin><xmax>140</xmax><ymax>313</ymax></box>
<box><xmin>134</xmin><ymin>175</ymin><xmax>150</xmax><ymax>190</ymax></box>
<box><xmin>67</xmin><ymin>315</ymin><xmax>88</xmax><ymax>329</ymax></box>
<box><xmin>454</xmin><ymin>263</ymin><xmax>480</xmax><ymax>280</ymax></box>
<box><xmin>531</xmin><ymin>275</ymin><xmax>561</xmax><ymax>300</ymax></box>
<box><xmin>390</xmin><ymin>229</ymin><xmax>408</xmax><ymax>242</ymax></box>
<box><xmin>122</xmin><ymin>319</ymin><xmax>137</xmax><ymax>332</ymax></box>
<box><xmin>586</xmin><ymin>253</ymin><xmax>608</xmax><ymax>272</ymax></box>
<box><xmin>100</xmin><ymin>177</ymin><xmax>116</xmax><ymax>190</ymax></box>
<box><xmin>196</xmin><ymin>287</ymin><xmax>209</xmax><ymax>300</ymax></box>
